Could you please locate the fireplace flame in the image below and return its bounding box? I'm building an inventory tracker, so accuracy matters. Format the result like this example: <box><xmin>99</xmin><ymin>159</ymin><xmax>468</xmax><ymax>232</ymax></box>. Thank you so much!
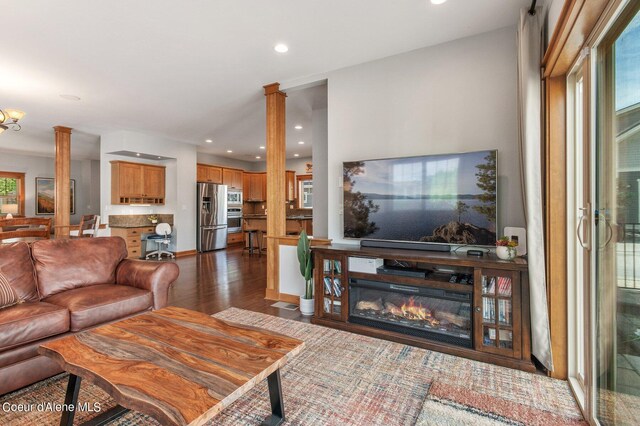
<box><xmin>400</xmin><ymin>297</ymin><xmax>432</xmax><ymax>321</ymax></box>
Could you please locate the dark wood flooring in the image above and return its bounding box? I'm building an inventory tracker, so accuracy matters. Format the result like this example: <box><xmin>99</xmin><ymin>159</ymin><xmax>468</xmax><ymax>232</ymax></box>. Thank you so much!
<box><xmin>167</xmin><ymin>246</ymin><xmax>306</xmax><ymax>322</ymax></box>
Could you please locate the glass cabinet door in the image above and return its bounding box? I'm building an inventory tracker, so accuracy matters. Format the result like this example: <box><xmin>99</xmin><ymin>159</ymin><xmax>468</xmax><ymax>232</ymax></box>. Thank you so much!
<box><xmin>474</xmin><ymin>269</ymin><xmax>521</xmax><ymax>358</ymax></box>
<box><xmin>319</xmin><ymin>257</ymin><xmax>346</xmax><ymax>321</ymax></box>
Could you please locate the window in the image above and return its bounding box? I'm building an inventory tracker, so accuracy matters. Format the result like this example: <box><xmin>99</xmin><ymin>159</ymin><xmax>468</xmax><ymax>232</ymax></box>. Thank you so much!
<box><xmin>296</xmin><ymin>174</ymin><xmax>313</xmax><ymax>209</ymax></box>
<box><xmin>0</xmin><ymin>172</ymin><xmax>25</xmax><ymax>217</ymax></box>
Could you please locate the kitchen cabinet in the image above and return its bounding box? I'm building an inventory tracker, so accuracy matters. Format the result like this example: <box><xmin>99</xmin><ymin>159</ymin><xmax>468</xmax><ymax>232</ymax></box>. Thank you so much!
<box><xmin>222</xmin><ymin>168</ymin><xmax>243</xmax><ymax>189</ymax></box>
<box><xmin>197</xmin><ymin>164</ymin><xmax>223</xmax><ymax>184</ymax></box>
<box><xmin>286</xmin><ymin>170</ymin><xmax>295</xmax><ymax>201</ymax></box>
<box><xmin>244</xmin><ymin>172</ymin><xmax>266</xmax><ymax>201</ymax></box>
<box><xmin>111</xmin><ymin>161</ymin><xmax>165</xmax><ymax>205</ymax></box>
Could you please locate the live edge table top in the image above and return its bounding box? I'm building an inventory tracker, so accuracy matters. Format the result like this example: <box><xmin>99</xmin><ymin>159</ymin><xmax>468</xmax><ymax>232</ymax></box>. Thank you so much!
<box><xmin>38</xmin><ymin>306</ymin><xmax>305</xmax><ymax>426</ymax></box>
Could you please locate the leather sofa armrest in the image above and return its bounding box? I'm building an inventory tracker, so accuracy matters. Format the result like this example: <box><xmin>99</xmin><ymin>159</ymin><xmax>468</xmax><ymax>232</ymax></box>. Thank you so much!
<box><xmin>116</xmin><ymin>260</ymin><xmax>179</xmax><ymax>309</ymax></box>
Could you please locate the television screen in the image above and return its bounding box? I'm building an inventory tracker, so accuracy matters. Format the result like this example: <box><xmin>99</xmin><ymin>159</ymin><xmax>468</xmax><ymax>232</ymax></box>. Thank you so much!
<box><xmin>343</xmin><ymin>150</ymin><xmax>497</xmax><ymax>246</ymax></box>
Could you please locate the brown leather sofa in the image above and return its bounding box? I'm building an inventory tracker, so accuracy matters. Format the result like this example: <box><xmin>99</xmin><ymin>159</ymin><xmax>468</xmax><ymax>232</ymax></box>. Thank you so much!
<box><xmin>0</xmin><ymin>237</ymin><xmax>179</xmax><ymax>395</ymax></box>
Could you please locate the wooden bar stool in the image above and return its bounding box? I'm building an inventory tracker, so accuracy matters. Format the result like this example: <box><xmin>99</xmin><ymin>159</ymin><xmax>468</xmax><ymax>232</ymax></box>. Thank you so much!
<box><xmin>243</xmin><ymin>229</ymin><xmax>261</xmax><ymax>256</ymax></box>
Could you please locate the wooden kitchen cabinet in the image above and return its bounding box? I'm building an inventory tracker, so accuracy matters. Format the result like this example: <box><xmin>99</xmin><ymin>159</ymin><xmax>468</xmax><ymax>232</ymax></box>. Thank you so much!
<box><xmin>244</xmin><ymin>172</ymin><xmax>266</xmax><ymax>201</ymax></box>
<box><xmin>222</xmin><ymin>168</ymin><xmax>243</xmax><ymax>189</ymax></box>
<box><xmin>197</xmin><ymin>164</ymin><xmax>223</xmax><ymax>184</ymax></box>
<box><xmin>111</xmin><ymin>161</ymin><xmax>165</xmax><ymax>205</ymax></box>
<box><xmin>286</xmin><ymin>170</ymin><xmax>295</xmax><ymax>201</ymax></box>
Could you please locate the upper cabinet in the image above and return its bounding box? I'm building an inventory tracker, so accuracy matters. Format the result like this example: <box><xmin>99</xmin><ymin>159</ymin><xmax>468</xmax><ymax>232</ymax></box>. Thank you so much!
<box><xmin>286</xmin><ymin>170</ymin><xmax>296</xmax><ymax>201</ymax></box>
<box><xmin>197</xmin><ymin>164</ymin><xmax>223</xmax><ymax>184</ymax></box>
<box><xmin>243</xmin><ymin>172</ymin><xmax>266</xmax><ymax>201</ymax></box>
<box><xmin>111</xmin><ymin>161</ymin><xmax>165</xmax><ymax>205</ymax></box>
<box><xmin>222</xmin><ymin>168</ymin><xmax>243</xmax><ymax>189</ymax></box>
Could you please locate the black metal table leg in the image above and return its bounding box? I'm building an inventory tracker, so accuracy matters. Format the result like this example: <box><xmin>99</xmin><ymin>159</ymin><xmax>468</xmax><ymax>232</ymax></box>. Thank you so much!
<box><xmin>261</xmin><ymin>369</ymin><xmax>285</xmax><ymax>426</ymax></box>
<box><xmin>80</xmin><ymin>405</ymin><xmax>129</xmax><ymax>426</ymax></box>
<box><xmin>61</xmin><ymin>374</ymin><xmax>82</xmax><ymax>426</ymax></box>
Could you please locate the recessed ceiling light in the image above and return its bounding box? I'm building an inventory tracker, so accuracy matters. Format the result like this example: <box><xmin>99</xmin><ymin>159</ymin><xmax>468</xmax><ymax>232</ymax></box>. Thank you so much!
<box><xmin>430</xmin><ymin>0</ymin><xmax>447</xmax><ymax>4</ymax></box>
<box><xmin>205</xmin><ymin>139</ymin><xmax>213</xmax><ymax>143</ymax></box>
<box><xmin>136</xmin><ymin>153</ymin><xmax>141</xmax><ymax>157</ymax></box>
<box><xmin>157</xmin><ymin>156</ymin><xmax>162</xmax><ymax>159</ymax></box>
<box><xmin>274</xmin><ymin>44</ymin><xmax>289</xmax><ymax>53</ymax></box>
<box><xmin>259</xmin><ymin>146</ymin><xmax>265</xmax><ymax>150</ymax></box>
<box><xmin>60</xmin><ymin>94</ymin><xmax>81</xmax><ymax>101</ymax></box>
<box><xmin>256</xmin><ymin>156</ymin><xmax>261</xmax><ymax>159</ymax></box>
<box><xmin>294</xmin><ymin>154</ymin><xmax>300</xmax><ymax>157</ymax></box>
<box><xmin>226</xmin><ymin>150</ymin><xmax>233</xmax><ymax>153</ymax></box>
<box><xmin>298</xmin><ymin>141</ymin><xmax>305</xmax><ymax>145</ymax></box>
<box><xmin>294</xmin><ymin>125</ymin><xmax>303</xmax><ymax>130</ymax></box>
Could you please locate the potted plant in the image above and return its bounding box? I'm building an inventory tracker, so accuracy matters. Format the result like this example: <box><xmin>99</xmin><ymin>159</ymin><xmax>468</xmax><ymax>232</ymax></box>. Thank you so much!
<box><xmin>495</xmin><ymin>236</ymin><xmax>518</xmax><ymax>260</ymax></box>
<box><xmin>297</xmin><ymin>230</ymin><xmax>314</xmax><ymax>316</ymax></box>
<box><xmin>148</xmin><ymin>214</ymin><xmax>158</xmax><ymax>224</ymax></box>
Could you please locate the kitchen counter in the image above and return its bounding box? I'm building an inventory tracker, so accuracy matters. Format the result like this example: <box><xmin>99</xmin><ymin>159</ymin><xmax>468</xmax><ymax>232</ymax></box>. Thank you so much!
<box><xmin>109</xmin><ymin>214</ymin><xmax>174</xmax><ymax>228</ymax></box>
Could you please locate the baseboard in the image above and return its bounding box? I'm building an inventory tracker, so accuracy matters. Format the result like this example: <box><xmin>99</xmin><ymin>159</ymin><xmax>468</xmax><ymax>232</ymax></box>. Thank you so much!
<box><xmin>278</xmin><ymin>293</ymin><xmax>300</xmax><ymax>305</ymax></box>
<box><xmin>175</xmin><ymin>249</ymin><xmax>197</xmax><ymax>258</ymax></box>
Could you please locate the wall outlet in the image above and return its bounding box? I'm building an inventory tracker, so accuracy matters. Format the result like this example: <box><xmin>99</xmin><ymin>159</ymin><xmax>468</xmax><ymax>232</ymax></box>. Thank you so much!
<box><xmin>289</xmin><ymin>204</ymin><xmax>293</xmax><ymax>209</ymax></box>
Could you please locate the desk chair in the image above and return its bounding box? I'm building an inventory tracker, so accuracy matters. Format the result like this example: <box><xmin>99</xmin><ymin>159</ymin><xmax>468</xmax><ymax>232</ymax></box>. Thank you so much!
<box><xmin>145</xmin><ymin>223</ymin><xmax>175</xmax><ymax>260</ymax></box>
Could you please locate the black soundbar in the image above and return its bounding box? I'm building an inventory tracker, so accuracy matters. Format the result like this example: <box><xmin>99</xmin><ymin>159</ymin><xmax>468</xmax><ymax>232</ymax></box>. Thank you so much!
<box><xmin>360</xmin><ymin>239</ymin><xmax>451</xmax><ymax>252</ymax></box>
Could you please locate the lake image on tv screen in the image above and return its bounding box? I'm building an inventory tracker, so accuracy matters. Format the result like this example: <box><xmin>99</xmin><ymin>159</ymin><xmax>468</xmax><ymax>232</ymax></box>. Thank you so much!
<box><xmin>343</xmin><ymin>150</ymin><xmax>497</xmax><ymax>245</ymax></box>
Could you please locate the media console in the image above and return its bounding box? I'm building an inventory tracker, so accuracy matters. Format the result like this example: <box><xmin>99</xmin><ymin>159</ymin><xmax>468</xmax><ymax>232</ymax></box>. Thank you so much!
<box><xmin>311</xmin><ymin>244</ymin><xmax>534</xmax><ymax>372</ymax></box>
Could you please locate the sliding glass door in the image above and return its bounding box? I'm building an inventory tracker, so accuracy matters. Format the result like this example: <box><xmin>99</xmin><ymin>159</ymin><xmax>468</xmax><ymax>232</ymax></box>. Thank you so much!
<box><xmin>594</xmin><ymin>2</ymin><xmax>640</xmax><ymax>424</ymax></box>
<box><xmin>567</xmin><ymin>60</ymin><xmax>591</xmax><ymax>413</ymax></box>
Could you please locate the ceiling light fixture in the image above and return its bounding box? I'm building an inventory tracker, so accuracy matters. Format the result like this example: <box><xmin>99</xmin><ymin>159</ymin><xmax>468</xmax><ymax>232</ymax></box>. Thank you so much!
<box><xmin>136</xmin><ymin>153</ymin><xmax>141</xmax><ymax>157</ymax></box>
<box><xmin>298</xmin><ymin>141</ymin><xmax>305</xmax><ymax>145</ymax></box>
<box><xmin>259</xmin><ymin>146</ymin><xmax>265</xmax><ymax>150</ymax></box>
<box><xmin>60</xmin><ymin>94</ymin><xmax>81</xmax><ymax>101</ymax></box>
<box><xmin>294</xmin><ymin>154</ymin><xmax>299</xmax><ymax>157</ymax></box>
<box><xmin>430</xmin><ymin>0</ymin><xmax>447</xmax><ymax>4</ymax></box>
<box><xmin>205</xmin><ymin>139</ymin><xmax>213</xmax><ymax>143</ymax></box>
<box><xmin>274</xmin><ymin>44</ymin><xmax>289</xmax><ymax>53</ymax></box>
<box><xmin>294</xmin><ymin>125</ymin><xmax>303</xmax><ymax>130</ymax></box>
<box><xmin>0</xmin><ymin>108</ymin><xmax>25</xmax><ymax>134</ymax></box>
<box><xmin>157</xmin><ymin>156</ymin><xmax>162</xmax><ymax>159</ymax></box>
<box><xmin>226</xmin><ymin>150</ymin><xmax>233</xmax><ymax>153</ymax></box>
<box><xmin>256</xmin><ymin>156</ymin><xmax>261</xmax><ymax>159</ymax></box>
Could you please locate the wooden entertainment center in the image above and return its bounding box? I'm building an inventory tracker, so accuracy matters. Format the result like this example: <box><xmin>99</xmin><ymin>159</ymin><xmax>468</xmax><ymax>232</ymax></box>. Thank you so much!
<box><xmin>311</xmin><ymin>244</ymin><xmax>534</xmax><ymax>372</ymax></box>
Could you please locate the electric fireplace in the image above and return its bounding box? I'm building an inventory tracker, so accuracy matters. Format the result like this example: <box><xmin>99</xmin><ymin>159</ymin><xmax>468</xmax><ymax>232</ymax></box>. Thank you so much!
<box><xmin>348</xmin><ymin>278</ymin><xmax>472</xmax><ymax>347</ymax></box>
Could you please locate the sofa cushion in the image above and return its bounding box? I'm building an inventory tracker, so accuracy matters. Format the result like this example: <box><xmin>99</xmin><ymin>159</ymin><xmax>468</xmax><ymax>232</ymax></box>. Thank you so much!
<box><xmin>0</xmin><ymin>242</ymin><xmax>39</xmax><ymax>302</ymax></box>
<box><xmin>0</xmin><ymin>302</ymin><xmax>70</xmax><ymax>351</ymax></box>
<box><xmin>43</xmin><ymin>284</ymin><xmax>152</xmax><ymax>332</ymax></box>
<box><xmin>32</xmin><ymin>237</ymin><xmax>128</xmax><ymax>298</ymax></box>
<box><xmin>0</xmin><ymin>268</ymin><xmax>19</xmax><ymax>309</ymax></box>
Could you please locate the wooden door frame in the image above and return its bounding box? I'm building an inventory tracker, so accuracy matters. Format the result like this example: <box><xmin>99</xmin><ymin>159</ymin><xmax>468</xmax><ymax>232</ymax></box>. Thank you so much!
<box><xmin>0</xmin><ymin>171</ymin><xmax>26</xmax><ymax>216</ymax></box>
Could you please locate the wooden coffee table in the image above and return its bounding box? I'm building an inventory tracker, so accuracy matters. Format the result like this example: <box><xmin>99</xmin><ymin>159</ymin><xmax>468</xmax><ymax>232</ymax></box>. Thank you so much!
<box><xmin>39</xmin><ymin>306</ymin><xmax>304</xmax><ymax>426</ymax></box>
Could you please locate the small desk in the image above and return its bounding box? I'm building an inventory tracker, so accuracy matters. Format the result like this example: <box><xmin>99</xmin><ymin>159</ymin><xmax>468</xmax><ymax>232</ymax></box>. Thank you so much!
<box><xmin>39</xmin><ymin>306</ymin><xmax>304</xmax><ymax>426</ymax></box>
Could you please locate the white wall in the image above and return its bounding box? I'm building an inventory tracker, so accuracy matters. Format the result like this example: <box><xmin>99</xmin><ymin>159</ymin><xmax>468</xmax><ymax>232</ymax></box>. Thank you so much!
<box><xmin>0</xmin><ymin>151</ymin><xmax>100</xmax><ymax>223</ymax></box>
<box><xmin>197</xmin><ymin>152</ymin><xmax>258</xmax><ymax>171</ymax></box>
<box><xmin>253</xmin><ymin>157</ymin><xmax>312</xmax><ymax>175</ymax></box>
<box><xmin>544</xmin><ymin>0</ymin><xmax>565</xmax><ymax>46</ymax></box>
<box><xmin>100</xmin><ymin>131</ymin><xmax>197</xmax><ymax>252</ymax></box>
<box><xmin>324</xmin><ymin>26</ymin><xmax>524</xmax><ymax>244</ymax></box>
<box><xmin>312</xmin><ymin>107</ymin><xmax>328</xmax><ymax>236</ymax></box>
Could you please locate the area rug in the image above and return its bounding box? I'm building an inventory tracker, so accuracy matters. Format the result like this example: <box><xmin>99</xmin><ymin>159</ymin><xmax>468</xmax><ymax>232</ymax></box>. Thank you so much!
<box><xmin>0</xmin><ymin>308</ymin><xmax>585</xmax><ymax>425</ymax></box>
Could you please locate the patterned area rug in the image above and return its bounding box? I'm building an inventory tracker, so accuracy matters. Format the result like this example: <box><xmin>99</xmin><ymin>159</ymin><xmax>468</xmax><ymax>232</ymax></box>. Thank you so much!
<box><xmin>1</xmin><ymin>308</ymin><xmax>584</xmax><ymax>425</ymax></box>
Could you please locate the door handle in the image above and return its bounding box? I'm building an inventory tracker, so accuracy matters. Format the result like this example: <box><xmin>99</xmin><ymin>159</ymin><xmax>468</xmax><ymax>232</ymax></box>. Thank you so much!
<box><xmin>577</xmin><ymin>206</ymin><xmax>591</xmax><ymax>250</ymax></box>
<box><xmin>596</xmin><ymin>210</ymin><xmax>613</xmax><ymax>249</ymax></box>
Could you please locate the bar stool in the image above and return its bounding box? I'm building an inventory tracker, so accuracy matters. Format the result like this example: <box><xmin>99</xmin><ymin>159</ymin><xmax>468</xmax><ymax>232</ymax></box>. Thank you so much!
<box><xmin>243</xmin><ymin>229</ymin><xmax>261</xmax><ymax>256</ymax></box>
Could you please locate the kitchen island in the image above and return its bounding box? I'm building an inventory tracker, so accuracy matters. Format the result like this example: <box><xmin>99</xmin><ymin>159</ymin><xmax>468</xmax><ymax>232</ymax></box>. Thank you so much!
<box><xmin>243</xmin><ymin>215</ymin><xmax>313</xmax><ymax>236</ymax></box>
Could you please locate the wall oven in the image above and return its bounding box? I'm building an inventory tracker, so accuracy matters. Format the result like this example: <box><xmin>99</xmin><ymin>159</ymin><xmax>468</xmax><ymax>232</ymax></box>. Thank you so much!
<box><xmin>227</xmin><ymin>207</ymin><xmax>243</xmax><ymax>233</ymax></box>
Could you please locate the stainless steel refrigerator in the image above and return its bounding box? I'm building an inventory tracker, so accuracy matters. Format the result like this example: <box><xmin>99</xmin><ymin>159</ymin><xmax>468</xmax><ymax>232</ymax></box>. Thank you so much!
<box><xmin>196</xmin><ymin>183</ymin><xmax>228</xmax><ymax>251</ymax></box>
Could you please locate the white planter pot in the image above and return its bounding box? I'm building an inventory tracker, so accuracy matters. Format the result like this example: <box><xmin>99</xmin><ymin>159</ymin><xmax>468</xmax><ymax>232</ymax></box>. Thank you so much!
<box><xmin>299</xmin><ymin>296</ymin><xmax>315</xmax><ymax>316</ymax></box>
<box><xmin>496</xmin><ymin>246</ymin><xmax>517</xmax><ymax>260</ymax></box>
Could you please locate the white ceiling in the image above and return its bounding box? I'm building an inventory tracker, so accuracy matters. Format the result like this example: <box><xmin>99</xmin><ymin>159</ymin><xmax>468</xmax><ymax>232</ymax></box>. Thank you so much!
<box><xmin>1</xmin><ymin>0</ymin><xmax>529</xmax><ymax>162</ymax></box>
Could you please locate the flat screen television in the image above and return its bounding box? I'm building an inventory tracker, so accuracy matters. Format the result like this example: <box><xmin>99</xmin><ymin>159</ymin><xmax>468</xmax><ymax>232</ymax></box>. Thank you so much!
<box><xmin>343</xmin><ymin>150</ymin><xmax>497</xmax><ymax>246</ymax></box>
